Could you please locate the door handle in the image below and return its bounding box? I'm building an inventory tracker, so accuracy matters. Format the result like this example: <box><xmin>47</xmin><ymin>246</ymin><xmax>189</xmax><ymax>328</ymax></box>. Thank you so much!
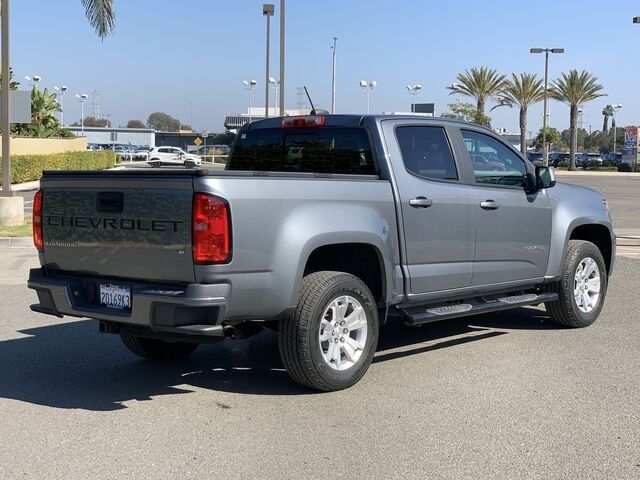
<box><xmin>409</xmin><ymin>197</ymin><xmax>433</xmax><ymax>208</ymax></box>
<box><xmin>480</xmin><ymin>200</ymin><xmax>499</xmax><ymax>210</ymax></box>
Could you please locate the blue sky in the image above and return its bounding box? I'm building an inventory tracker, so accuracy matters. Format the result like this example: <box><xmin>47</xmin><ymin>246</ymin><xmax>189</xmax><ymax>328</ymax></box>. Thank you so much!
<box><xmin>10</xmin><ymin>0</ymin><xmax>640</xmax><ymax>133</ymax></box>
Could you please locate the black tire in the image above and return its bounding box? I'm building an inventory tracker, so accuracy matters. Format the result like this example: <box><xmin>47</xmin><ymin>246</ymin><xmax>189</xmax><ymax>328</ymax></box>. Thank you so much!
<box><xmin>184</xmin><ymin>160</ymin><xmax>195</xmax><ymax>169</ymax></box>
<box><xmin>279</xmin><ymin>271</ymin><xmax>379</xmax><ymax>391</ymax></box>
<box><xmin>120</xmin><ymin>334</ymin><xmax>199</xmax><ymax>361</ymax></box>
<box><xmin>545</xmin><ymin>240</ymin><xmax>608</xmax><ymax>328</ymax></box>
<box><xmin>149</xmin><ymin>159</ymin><xmax>161</xmax><ymax>168</ymax></box>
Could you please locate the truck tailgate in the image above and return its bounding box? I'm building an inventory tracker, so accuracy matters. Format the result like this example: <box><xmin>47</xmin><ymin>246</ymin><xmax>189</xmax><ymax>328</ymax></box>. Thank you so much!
<box><xmin>40</xmin><ymin>171</ymin><xmax>195</xmax><ymax>284</ymax></box>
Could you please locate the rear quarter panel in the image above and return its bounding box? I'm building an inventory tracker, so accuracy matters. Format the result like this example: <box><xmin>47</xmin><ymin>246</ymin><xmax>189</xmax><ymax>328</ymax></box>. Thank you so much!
<box><xmin>193</xmin><ymin>176</ymin><xmax>400</xmax><ymax>320</ymax></box>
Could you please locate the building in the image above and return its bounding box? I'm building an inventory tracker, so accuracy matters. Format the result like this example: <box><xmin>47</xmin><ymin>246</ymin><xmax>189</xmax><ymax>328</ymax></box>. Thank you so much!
<box><xmin>65</xmin><ymin>126</ymin><xmax>155</xmax><ymax>147</ymax></box>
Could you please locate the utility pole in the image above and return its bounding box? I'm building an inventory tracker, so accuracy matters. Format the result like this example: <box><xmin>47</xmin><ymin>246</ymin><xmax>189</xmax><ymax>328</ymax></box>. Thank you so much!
<box><xmin>331</xmin><ymin>37</ymin><xmax>337</xmax><ymax>114</ymax></box>
<box><xmin>279</xmin><ymin>0</ymin><xmax>285</xmax><ymax>117</ymax></box>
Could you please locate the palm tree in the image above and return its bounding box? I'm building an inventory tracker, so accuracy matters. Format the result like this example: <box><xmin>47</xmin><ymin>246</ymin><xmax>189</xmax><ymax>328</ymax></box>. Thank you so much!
<box><xmin>447</xmin><ymin>67</ymin><xmax>507</xmax><ymax>122</ymax></box>
<box><xmin>602</xmin><ymin>104</ymin><xmax>613</xmax><ymax>132</ymax></box>
<box><xmin>551</xmin><ymin>70</ymin><xmax>606</xmax><ymax>170</ymax></box>
<box><xmin>500</xmin><ymin>73</ymin><xmax>544</xmax><ymax>154</ymax></box>
<box><xmin>81</xmin><ymin>0</ymin><xmax>116</xmax><ymax>39</ymax></box>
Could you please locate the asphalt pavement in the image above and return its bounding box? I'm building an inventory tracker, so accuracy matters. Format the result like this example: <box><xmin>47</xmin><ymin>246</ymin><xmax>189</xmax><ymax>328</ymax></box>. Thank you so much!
<box><xmin>0</xmin><ymin>245</ymin><xmax>639</xmax><ymax>479</ymax></box>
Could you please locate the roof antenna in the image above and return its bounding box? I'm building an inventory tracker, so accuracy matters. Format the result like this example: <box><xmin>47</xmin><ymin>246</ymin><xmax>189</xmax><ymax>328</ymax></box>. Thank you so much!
<box><xmin>304</xmin><ymin>86</ymin><xmax>329</xmax><ymax>115</ymax></box>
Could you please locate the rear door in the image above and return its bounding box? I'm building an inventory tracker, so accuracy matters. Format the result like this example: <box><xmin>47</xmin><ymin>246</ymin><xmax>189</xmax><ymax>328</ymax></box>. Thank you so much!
<box><xmin>41</xmin><ymin>173</ymin><xmax>195</xmax><ymax>283</ymax></box>
<box><xmin>457</xmin><ymin>129</ymin><xmax>552</xmax><ymax>286</ymax></box>
<box><xmin>381</xmin><ymin>120</ymin><xmax>476</xmax><ymax>295</ymax></box>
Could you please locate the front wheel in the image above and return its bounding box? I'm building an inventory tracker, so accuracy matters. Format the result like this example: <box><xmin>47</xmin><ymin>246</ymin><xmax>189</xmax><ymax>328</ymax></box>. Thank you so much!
<box><xmin>184</xmin><ymin>160</ymin><xmax>195</xmax><ymax>168</ymax></box>
<box><xmin>545</xmin><ymin>240</ymin><xmax>608</xmax><ymax>328</ymax></box>
<box><xmin>279</xmin><ymin>271</ymin><xmax>379</xmax><ymax>391</ymax></box>
<box><xmin>120</xmin><ymin>334</ymin><xmax>199</xmax><ymax>361</ymax></box>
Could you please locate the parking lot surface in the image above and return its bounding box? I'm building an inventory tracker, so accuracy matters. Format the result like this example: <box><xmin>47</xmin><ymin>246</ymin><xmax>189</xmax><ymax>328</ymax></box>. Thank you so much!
<box><xmin>0</xmin><ymin>246</ymin><xmax>638</xmax><ymax>480</ymax></box>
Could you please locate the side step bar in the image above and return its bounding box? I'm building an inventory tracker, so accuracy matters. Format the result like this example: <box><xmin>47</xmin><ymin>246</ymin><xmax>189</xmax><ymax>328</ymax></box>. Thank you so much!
<box><xmin>401</xmin><ymin>292</ymin><xmax>559</xmax><ymax>326</ymax></box>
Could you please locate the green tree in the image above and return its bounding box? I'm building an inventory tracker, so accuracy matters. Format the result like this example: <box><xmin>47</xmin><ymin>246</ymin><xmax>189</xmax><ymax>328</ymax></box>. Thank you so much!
<box><xmin>81</xmin><ymin>0</ymin><xmax>116</xmax><ymax>39</ymax></box>
<box><xmin>551</xmin><ymin>70</ymin><xmax>606</xmax><ymax>170</ymax></box>
<box><xmin>147</xmin><ymin>112</ymin><xmax>181</xmax><ymax>132</ymax></box>
<box><xmin>534</xmin><ymin>127</ymin><xmax>560</xmax><ymax>151</ymax></box>
<box><xmin>560</xmin><ymin>128</ymin><xmax>587</xmax><ymax>151</ymax></box>
<box><xmin>499</xmin><ymin>73</ymin><xmax>544</xmax><ymax>154</ymax></box>
<box><xmin>0</xmin><ymin>66</ymin><xmax>20</xmax><ymax>90</ymax></box>
<box><xmin>601</xmin><ymin>104</ymin><xmax>613</xmax><ymax>132</ymax></box>
<box><xmin>441</xmin><ymin>102</ymin><xmax>490</xmax><ymax>124</ymax></box>
<box><xmin>126</xmin><ymin>119</ymin><xmax>145</xmax><ymax>128</ymax></box>
<box><xmin>447</xmin><ymin>67</ymin><xmax>506</xmax><ymax>121</ymax></box>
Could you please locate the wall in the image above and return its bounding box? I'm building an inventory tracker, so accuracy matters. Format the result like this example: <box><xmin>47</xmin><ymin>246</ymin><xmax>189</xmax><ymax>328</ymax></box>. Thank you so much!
<box><xmin>64</xmin><ymin>127</ymin><xmax>155</xmax><ymax>148</ymax></box>
<box><xmin>0</xmin><ymin>136</ymin><xmax>87</xmax><ymax>155</ymax></box>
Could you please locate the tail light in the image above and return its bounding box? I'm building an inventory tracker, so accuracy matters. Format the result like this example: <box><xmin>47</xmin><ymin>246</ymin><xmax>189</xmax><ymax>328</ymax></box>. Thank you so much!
<box><xmin>192</xmin><ymin>193</ymin><xmax>231</xmax><ymax>264</ymax></box>
<box><xmin>281</xmin><ymin>115</ymin><xmax>325</xmax><ymax>128</ymax></box>
<box><xmin>33</xmin><ymin>190</ymin><xmax>44</xmax><ymax>251</ymax></box>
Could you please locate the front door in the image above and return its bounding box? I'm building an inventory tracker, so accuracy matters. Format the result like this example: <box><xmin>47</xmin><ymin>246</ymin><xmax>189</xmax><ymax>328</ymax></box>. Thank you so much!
<box><xmin>458</xmin><ymin>129</ymin><xmax>552</xmax><ymax>286</ymax></box>
<box><xmin>382</xmin><ymin>122</ymin><xmax>477</xmax><ymax>295</ymax></box>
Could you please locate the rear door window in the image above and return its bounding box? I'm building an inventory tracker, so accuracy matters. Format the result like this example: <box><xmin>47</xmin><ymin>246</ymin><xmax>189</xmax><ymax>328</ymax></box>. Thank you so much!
<box><xmin>395</xmin><ymin>126</ymin><xmax>458</xmax><ymax>180</ymax></box>
<box><xmin>228</xmin><ymin>127</ymin><xmax>376</xmax><ymax>174</ymax></box>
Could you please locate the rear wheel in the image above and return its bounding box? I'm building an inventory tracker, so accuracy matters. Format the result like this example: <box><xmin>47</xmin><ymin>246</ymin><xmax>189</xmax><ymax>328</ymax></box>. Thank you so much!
<box><xmin>149</xmin><ymin>159</ymin><xmax>161</xmax><ymax>168</ymax></box>
<box><xmin>279</xmin><ymin>271</ymin><xmax>379</xmax><ymax>391</ymax></box>
<box><xmin>120</xmin><ymin>334</ymin><xmax>199</xmax><ymax>361</ymax></box>
<box><xmin>545</xmin><ymin>240</ymin><xmax>607</xmax><ymax>328</ymax></box>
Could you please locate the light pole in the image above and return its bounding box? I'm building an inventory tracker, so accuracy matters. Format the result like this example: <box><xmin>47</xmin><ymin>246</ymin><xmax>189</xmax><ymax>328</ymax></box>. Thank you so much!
<box><xmin>633</xmin><ymin>16</ymin><xmax>640</xmax><ymax>23</ymax></box>
<box><xmin>611</xmin><ymin>103</ymin><xmax>622</xmax><ymax>154</ymax></box>
<box><xmin>243</xmin><ymin>80</ymin><xmax>257</xmax><ymax>122</ymax></box>
<box><xmin>451</xmin><ymin>83</ymin><xmax>462</xmax><ymax>103</ymax></box>
<box><xmin>24</xmin><ymin>74</ymin><xmax>41</xmax><ymax>88</ymax></box>
<box><xmin>75</xmin><ymin>93</ymin><xmax>88</xmax><ymax>136</ymax></box>
<box><xmin>279</xmin><ymin>0</ymin><xmax>285</xmax><ymax>117</ymax></box>
<box><xmin>54</xmin><ymin>85</ymin><xmax>68</xmax><ymax>126</ymax></box>
<box><xmin>406</xmin><ymin>84</ymin><xmax>422</xmax><ymax>114</ymax></box>
<box><xmin>359</xmin><ymin>80</ymin><xmax>377</xmax><ymax>113</ymax></box>
<box><xmin>263</xmin><ymin>4</ymin><xmax>274</xmax><ymax>118</ymax></box>
<box><xmin>183</xmin><ymin>99</ymin><xmax>193</xmax><ymax>129</ymax></box>
<box><xmin>269</xmin><ymin>77</ymin><xmax>280</xmax><ymax>115</ymax></box>
<box><xmin>331</xmin><ymin>37</ymin><xmax>337</xmax><ymax>113</ymax></box>
<box><xmin>530</xmin><ymin>47</ymin><xmax>564</xmax><ymax>166</ymax></box>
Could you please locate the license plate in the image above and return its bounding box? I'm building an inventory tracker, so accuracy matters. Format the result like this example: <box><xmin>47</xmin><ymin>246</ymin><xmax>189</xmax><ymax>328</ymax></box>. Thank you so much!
<box><xmin>99</xmin><ymin>284</ymin><xmax>131</xmax><ymax>309</ymax></box>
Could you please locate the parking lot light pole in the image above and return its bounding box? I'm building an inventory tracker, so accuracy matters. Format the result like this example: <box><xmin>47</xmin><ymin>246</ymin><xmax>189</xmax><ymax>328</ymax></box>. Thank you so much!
<box><xmin>75</xmin><ymin>94</ymin><xmax>88</xmax><ymax>136</ymax></box>
<box><xmin>530</xmin><ymin>47</ymin><xmax>564</xmax><ymax>166</ymax></box>
<box><xmin>611</xmin><ymin>104</ymin><xmax>622</xmax><ymax>154</ymax></box>
<box><xmin>1</xmin><ymin>0</ymin><xmax>11</xmax><ymax>195</ymax></box>
<box><xmin>406</xmin><ymin>84</ymin><xmax>422</xmax><ymax>114</ymax></box>
<box><xmin>263</xmin><ymin>4</ymin><xmax>274</xmax><ymax>118</ymax></box>
<box><xmin>54</xmin><ymin>86</ymin><xmax>68</xmax><ymax>126</ymax></box>
<box><xmin>359</xmin><ymin>80</ymin><xmax>377</xmax><ymax>113</ymax></box>
<box><xmin>243</xmin><ymin>80</ymin><xmax>257</xmax><ymax>122</ymax></box>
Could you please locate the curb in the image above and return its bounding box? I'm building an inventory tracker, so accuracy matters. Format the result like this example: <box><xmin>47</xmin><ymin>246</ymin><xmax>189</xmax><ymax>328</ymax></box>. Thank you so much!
<box><xmin>555</xmin><ymin>171</ymin><xmax>640</xmax><ymax>176</ymax></box>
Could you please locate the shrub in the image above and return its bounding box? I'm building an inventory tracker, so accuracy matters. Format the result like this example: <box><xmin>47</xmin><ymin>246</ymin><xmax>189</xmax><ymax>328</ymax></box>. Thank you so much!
<box><xmin>618</xmin><ymin>163</ymin><xmax>633</xmax><ymax>172</ymax></box>
<box><xmin>557</xmin><ymin>160</ymin><xmax>570</xmax><ymax>168</ymax></box>
<box><xmin>0</xmin><ymin>151</ymin><xmax>115</xmax><ymax>185</ymax></box>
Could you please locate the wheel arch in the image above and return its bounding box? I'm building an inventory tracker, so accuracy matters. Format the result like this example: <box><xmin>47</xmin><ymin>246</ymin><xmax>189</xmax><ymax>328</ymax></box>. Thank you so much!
<box><xmin>569</xmin><ymin>223</ymin><xmax>614</xmax><ymax>275</ymax></box>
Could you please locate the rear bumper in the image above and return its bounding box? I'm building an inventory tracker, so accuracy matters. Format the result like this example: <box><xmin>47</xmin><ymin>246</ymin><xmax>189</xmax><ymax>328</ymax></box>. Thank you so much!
<box><xmin>27</xmin><ymin>268</ymin><xmax>230</xmax><ymax>337</ymax></box>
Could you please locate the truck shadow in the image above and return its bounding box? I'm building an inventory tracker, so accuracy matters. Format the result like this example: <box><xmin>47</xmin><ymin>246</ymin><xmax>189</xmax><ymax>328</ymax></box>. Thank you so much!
<box><xmin>0</xmin><ymin>307</ymin><xmax>555</xmax><ymax>410</ymax></box>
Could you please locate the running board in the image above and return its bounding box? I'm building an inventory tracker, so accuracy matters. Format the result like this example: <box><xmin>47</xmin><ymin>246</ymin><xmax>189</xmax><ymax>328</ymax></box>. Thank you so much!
<box><xmin>401</xmin><ymin>292</ymin><xmax>559</xmax><ymax>326</ymax></box>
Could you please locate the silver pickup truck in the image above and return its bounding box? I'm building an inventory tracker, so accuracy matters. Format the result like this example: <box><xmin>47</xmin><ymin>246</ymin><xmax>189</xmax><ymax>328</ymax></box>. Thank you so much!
<box><xmin>28</xmin><ymin>114</ymin><xmax>615</xmax><ymax>391</ymax></box>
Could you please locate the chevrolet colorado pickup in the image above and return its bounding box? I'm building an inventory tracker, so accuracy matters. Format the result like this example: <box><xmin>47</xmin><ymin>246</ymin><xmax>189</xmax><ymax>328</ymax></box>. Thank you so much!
<box><xmin>28</xmin><ymin>115</ymin><xmax>615</xmax><ymax>391</ymax></box>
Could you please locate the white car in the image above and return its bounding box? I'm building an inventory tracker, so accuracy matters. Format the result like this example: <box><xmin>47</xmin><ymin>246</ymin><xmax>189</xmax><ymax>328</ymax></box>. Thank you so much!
<box><xmin>147</xmin><ymin>147</ymin><xmax>202</xmax><ymax>168</ymax></box>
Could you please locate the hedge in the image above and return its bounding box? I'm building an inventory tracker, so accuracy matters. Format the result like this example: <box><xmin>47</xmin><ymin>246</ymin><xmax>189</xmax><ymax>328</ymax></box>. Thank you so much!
<box><xmin>0</xmin><ymin>151</ymin><xmax>115</xmax><ymax>185</ymax></box>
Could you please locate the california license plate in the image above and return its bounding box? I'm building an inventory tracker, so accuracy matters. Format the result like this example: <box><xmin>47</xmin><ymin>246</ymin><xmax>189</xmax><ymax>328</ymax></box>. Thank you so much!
<box><xmin>99</xmin><ymin>284</ymin><xmax>131</xmax><ymax>309</ymax></box>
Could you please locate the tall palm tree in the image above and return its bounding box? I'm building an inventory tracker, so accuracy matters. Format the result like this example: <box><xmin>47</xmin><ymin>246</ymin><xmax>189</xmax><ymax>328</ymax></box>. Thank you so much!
<box><xmin>551</xmin><ymin>70</ymin><xmax>606</xmax><ymax>171</ymax></box>
<box><xmin>601</xmin><ymin>104</ymin><xmax>613</xmax><ymax>132</ymax></box>
<box><xmin>81</xmin><ymin>0</ymin><xmax>116</xmax><ymax>39</ymax></box>
<box><xmin>500</xmin><ymin>73</ymin><xmax>544</xmax><ymax>154</ymax></box>
<box><xmin>447</xmin><ymin>67</ymin><xmax>507</xmax><ymax>121</ymax></box>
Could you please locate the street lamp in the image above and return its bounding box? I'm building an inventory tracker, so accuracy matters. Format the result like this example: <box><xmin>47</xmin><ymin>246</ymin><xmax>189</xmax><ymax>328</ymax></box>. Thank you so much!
<box><xmin>451</xmin><ymin>83</ymin><xmax>462</xmax><ymax>103</ymax></box>
<box><xmin>406</xmin><ymin>84</ymin><xmax>422</xmax><ymax>114</ymax></box>
<box><xmin>611</xmin><ymin>103</ymin><xmax>622</xmax><ymax>154</ymax></box>
<box><xmin>633</xmin><ymin>16</ymin><xmax>640</xmax><ymax>23</ymax></box>
<box><xmin>75</xmin><ymin>93</ymin><xmax>88</xmax><ymax>136</ymax></box>
<box><xmin>54</xmin><ymin>85</ymin><xmax>68</xmax><ymax>126</ymax></box>
<box><xmin>183</xmin><ymin>99</ymin><xmax>193</xmax><ymax>129</ymax></box>
<box><xmin>243</xmin><ymin>80</ymin><xmax>257</xmax><ymax>122</ymax></box>
<box><xmin>24</xmin><ymin>74</ymin><xmax>41</xmax><ymax>87</ymax></box>
<box><xmin>263</xmin><ymin>3</ymin><xmax>275</xmax><ymax>118</ymax></box>
<box><xmin>359</xmin><ymin>80</ymin><xmax>377</xmax><ymax>114</ymax></box>
<box><xmin>269</xmin><ymin>77</ymin><xmax>280</xmax><ymax>116</ymax></box>
<box><xmin>530</xmin><ymin>47</ymin><xmax>564</xmax><ymax>166</ymax></box>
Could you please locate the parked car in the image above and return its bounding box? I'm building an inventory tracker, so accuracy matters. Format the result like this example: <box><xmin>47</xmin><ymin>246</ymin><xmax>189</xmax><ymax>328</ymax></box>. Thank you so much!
<box><xmin>146</xmin><ymin>146</ymin><xmax>201</xmax><ymax>168</ymax></box>
<box><xmin>28</xmin><ymin>114</ymin><xmax>615</xmax><ymax>391</ymax></box>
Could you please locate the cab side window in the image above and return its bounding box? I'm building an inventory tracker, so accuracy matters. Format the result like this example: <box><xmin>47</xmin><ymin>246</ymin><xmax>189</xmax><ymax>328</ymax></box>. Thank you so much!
<box><xmin>396</xmin><ymin>126</ymin><xmax>458</xmax><ymax>181</ymax></box>
<box><xmin>461</xmin><ymin>130</ymin><xmax>527</xmax><ymax>188</ymax></box>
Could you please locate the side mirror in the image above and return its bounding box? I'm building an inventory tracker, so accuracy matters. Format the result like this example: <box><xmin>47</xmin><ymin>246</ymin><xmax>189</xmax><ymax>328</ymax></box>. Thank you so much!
<box><xmin>535</xmin><ymin>165</ymin><xmax>556</xmax><ymax>189</ymax></box>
